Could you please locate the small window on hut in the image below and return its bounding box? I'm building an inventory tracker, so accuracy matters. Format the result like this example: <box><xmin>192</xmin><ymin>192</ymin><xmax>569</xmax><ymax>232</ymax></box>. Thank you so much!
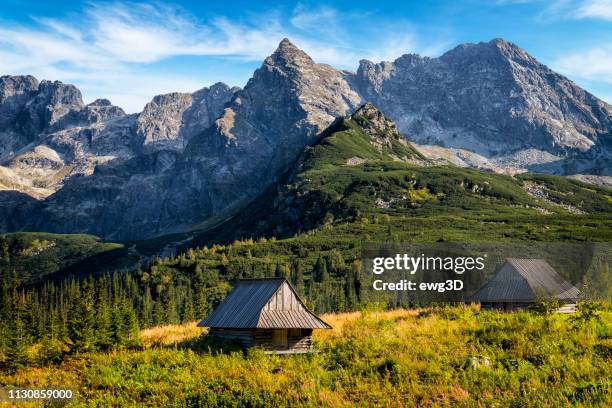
<box><xmin>289</xmin><ymin>328</ymin><xmax>301</xmax><ymax>337</ymax></box>
<box><xmin>272</xmin><ymin>329</ymin><xmax>288</xmax><ymax>347</ymax></box>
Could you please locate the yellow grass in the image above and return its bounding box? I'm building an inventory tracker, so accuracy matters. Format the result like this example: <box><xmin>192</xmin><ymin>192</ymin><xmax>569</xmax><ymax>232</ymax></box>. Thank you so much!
<box><xmin>138</xmin><ymin>309</ymin><xmax>420</xmax><ymax>346</ymax></box>
<box><xmin>140</xmin><ymin>321</ymin><xmax>203</xmax><ymax>347</ymax></box>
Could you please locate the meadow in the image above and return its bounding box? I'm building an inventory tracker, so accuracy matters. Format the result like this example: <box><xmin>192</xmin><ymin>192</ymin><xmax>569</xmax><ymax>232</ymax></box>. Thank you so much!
<box><xmin>2</xmin><ymin>305</ymin><xmax>610</xmax><ymax>407</ymax></box>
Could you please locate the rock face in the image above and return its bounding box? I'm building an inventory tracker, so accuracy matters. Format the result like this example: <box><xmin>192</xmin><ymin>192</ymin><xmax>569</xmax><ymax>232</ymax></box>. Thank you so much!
<box><xmin>351</xmin><ymin>102</ymin><xmax>403</xmax><ymax>144</ymax></box>
<box><xmin>136</xmin><ymin>83</ymin><xmax>238</xmax><ymax>150</ymax></box>
<box><xmin>0</xmin><ymin>76</ymin><xmax>84</xmax><ymax>161</ymax></box>
<box><xmin>0</xmin><ymin>38</ymin><xmax>611</xmax><ymax>240</ymax></box>
<box><xmin>352</xmin><ymin>39</ymin><xmax>611</xmax><ymax>174</ymax></box>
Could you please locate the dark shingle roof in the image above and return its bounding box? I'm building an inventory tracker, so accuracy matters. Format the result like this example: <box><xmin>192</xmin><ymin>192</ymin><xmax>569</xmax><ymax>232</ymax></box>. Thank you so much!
<box><xmin>198</xmin><ymin>278</ymin><xmax>331</xmax><ymax>329</ymax></box>
<box><xmin>470</xmin><ymin>258</ymin><xmax>580</xmax><ymax>303</ymax></box>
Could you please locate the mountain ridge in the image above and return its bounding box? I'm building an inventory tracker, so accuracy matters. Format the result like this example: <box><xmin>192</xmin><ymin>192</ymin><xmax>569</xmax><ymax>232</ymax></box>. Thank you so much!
<box><xmin>0</xmin><ymin>37</ymin><xmax>611</xmax><ymax>240</ymax></box>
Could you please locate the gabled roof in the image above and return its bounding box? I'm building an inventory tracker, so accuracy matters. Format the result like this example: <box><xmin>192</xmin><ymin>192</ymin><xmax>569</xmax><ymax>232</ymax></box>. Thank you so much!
<box><xmin>470</xmin><ymin>258</ymin><xmax>580</xmax><ymax>303</ymax></box>
<box><xmin>198</xmin><ymin>278</ymin><xmax>331</xmax><ymax>329</ymax></box>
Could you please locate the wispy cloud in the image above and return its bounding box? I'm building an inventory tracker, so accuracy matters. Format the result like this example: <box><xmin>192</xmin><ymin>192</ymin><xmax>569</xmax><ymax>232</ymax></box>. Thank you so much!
<box><xmin>535</xmin><ymin>0</ymin><xmax>612</xmax><ymax>20</ymax></box>
<box><xmin>554</xmin><ymin>45</ymin><xmax>612</xmax><ymax>84</ymax></box>
<box><xmin>576</xmin><ymin>0</ymin><xmax>612</xmax><ymax>20</ymax></box>
<box><xmin>0</xmin><ymin>2</ymin><xmax>446</xmax><ymax>112</ymax></box>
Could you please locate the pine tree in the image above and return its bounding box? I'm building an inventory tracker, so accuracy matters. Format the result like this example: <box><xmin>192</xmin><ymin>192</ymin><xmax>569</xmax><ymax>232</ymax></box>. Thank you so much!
<box><xmin>292</xmin><ymin>260</ymin><xmax>305</xmax><ymax>295</ymax></box>
<box><xmin>165</xmin><ymin>282</ymin><xmax>179</xmax><ymax>324</ymax></box>
<box><xmin>4</xmin><ymin>272</ymin><xmax>30</xmax><ymax>369</ymax></box>
<box><xmin>69</xmin><ymin>280</ymin><xmax>97</xmax><ymax>352</ymax></box>
<box><xmin>314</xmin><ymin>256</ymin><xmax>329</xmax><ymax>283</ymax></box>
<box><xmin>111</xmin><ymin>303</ymin><xmax>127</xmax><ymax>345</ymax></box>
<box><xmin>6</xmin><ymin>309</ymin><xmax>30</xmax><ymax>369</ymax></box>
<box><xmin>121</xmin><ymin>302</ymin><xmax>141</xmax><ymax>348</ymax></box>
<box><xmin>153</xmin><ymin>299</ymin><xmax>165</xmax><ymax>326</ymax></box>
<box><xmin>193</xmin><ymin>265</ymin><xmax>208</xmax><ymax>316</ymax></box>
<box><xmin>180</xmin><ymin>286</ymin><xmax>196</xmax><ymax>323</ymax></box>
<box><xmin>140</xmin><ymin>285</ymin><xmax>154</xmax><ymax>328</ymax></box>
<box><xmin>95</xmin><ymin>276</ymin><xmax>112</xmax><ymax>349</ymax></box>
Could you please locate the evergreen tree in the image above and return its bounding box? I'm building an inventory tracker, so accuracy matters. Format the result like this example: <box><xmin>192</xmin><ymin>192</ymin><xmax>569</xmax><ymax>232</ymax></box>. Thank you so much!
<box><xmin>110</xmin><ymin>303</ymin><xmax>127</xmax><ymax>345</ymax></box>
<box><xmin>6</xmin><ymin>309</ymin><xmax>30</xmax><ymax>369</ymax></box>
<box><xmin>180</xmin><ymin>287</ymin><xmax>196</xmax><ymax>323</ymax></box>
<box><xmin>121</xmin><ymin>302</ymin><xmax>141</xmax><ymax>348</ymax></box>
<box><xmin>4</xmin><ymin>272</ymin><xmax>31</xmax><ymax>369</ymax></box>
<box><xmin>69</xmin><ymin>280</ymin><xmax>97</xmax><ymax>352</ymax></box>
<box><xmin>314</xmin><ymin>256</ymin><xmax>329</xmax><ymax>283</ymax></box>
<box><xmin>95</xmin><ymin>276</ymin><xmax>112</xmax><ymax>348</ymax></box>
<box><xmin>165</xmin><ymin>282</ymin><xmax>179</xmax><ymax>324</ymax></box>
<box><xmin>153</xmin><ymin>299</ymin><xmax>165</xmax><ymax>326</ymax></box>
<box><xmin>140</xmin><ymin>286</ymin><xmax>154</xmax><ymax>328</ymax></box>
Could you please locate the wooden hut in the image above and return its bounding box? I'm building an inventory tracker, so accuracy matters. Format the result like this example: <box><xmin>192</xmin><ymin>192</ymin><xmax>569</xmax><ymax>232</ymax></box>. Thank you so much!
<box><xmin>470</xmin><ymin>258</ymin><xmax>580</xmax><ymax>311</ymax></box>
<box><xmin>198</xmin><ymin>278</ymin><xmax>331</xmax><ymax>353</ymax></box>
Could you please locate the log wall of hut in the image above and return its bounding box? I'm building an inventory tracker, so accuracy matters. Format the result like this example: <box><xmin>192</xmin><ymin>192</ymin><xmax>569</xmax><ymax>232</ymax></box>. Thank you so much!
<box><xmin>208</xmin><ymin>328</ymin><xmax>313</xmax><ymax>353</ymax></box>
<box><xmin>208</xmin><ymin>328</ymin><xmax>253</xmax><ymax>347</ymax></box>
<box><xmin>252</xmin><ymin>329</ymin><xmax>313</xmax><ymax>354</ymax></box>
<box><xmin>480</xmin><ymin>302</ymin><xmax>533</xmax><ymax>311</ymax></box>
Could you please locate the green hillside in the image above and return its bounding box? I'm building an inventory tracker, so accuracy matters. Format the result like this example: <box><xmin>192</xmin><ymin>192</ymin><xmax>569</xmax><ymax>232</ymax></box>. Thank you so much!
<box><xmin>193</xmin><ymin>103</ymin><xmax>612</xmax><ymax>244</ymax></box>
<box><xmin>0</xmin><ymin>232</ymin><xmax>127</xmax><ymax>284</ymax></box>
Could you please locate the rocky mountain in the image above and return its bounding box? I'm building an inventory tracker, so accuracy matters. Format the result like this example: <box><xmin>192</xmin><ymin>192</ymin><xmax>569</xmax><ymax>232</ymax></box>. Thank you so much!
<box><xmin>0</xmin><ymin>38</ymin><xmax>610</xmax><ymax>240</ymax></box>
<box><xmin>352</xmin><ymin>39</ymin><xmax>612</xmax><ymax>174</ymax></box>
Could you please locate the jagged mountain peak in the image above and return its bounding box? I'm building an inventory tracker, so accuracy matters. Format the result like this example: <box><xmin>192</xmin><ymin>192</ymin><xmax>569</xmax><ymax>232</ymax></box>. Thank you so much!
<box><xmin>352</xmin><ymin>102</ymin><xmax>379</xmax><ymax>116</ymax></box>
<box><xmin>87</xmin><ymin>98</ymin><xmax>113</xmax><ymax>107</ymax></box>
<box><xmin>313</xmin><ymin>103</ymin><xmax>425</xmax><ymax>165</ymax></box>
<box><xmin>136</xmin><ymin>83</ymin><xmax>237</xmax><ymax>149</ymax></box>
<box><xmin>267</xmin><ymin>37</ymin><xmax>314</xmax><ymax>68</ymax></box>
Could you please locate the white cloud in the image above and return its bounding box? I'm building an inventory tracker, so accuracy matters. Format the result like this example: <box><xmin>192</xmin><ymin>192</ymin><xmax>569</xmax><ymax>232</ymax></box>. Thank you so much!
<box><xmin>554</xmin><ymin>45</ymin><xmax>612</xmax><ymax>84</ymax></box>
<box><xmin>577</xmin><ymin>0</ymin><xmax>612</xmax><ymax>20</ymax></box>
<box><xmin>0</xmin><ymin>2</ymin><xmax>448</xmax><ymax>112</ymax></box>
<box><xmin>536</xmin><ymin>0</ymin><xmax>612</xmax><ymax>20</ymax></box>
<box><xmin>291</xmin><ymin>5</ymin><xmax>338</xmax><ymax>30</ymax></box>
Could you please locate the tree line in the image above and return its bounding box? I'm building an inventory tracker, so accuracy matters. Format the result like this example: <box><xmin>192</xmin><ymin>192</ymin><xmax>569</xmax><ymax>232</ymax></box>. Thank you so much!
<box><xmin>0</xmin><ymin>243</ymin><xmax>364</xmax><ymax>371</ymax></box>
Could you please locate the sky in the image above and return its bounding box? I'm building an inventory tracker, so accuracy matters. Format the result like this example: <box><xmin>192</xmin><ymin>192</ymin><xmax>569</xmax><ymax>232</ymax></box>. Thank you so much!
<box><xmin>0</xmin><ymin>0</ymin><xmax>611</xmax><ymax>113</ymax></box>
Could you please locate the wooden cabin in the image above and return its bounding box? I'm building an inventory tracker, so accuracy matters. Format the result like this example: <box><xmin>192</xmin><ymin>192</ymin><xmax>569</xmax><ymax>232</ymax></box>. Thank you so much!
<box><xmin>198</xmin><ymin>278</ymin><xmax>331</xmax><ymax>354</ymax></box>
<box><xmin>470</xmin><ymin>258</ymin><xmax>580</xmax><ymax>311</ymax></box>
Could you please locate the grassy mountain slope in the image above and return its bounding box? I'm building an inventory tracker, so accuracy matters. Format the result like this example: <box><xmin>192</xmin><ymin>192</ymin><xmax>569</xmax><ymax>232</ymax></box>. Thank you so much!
<box><xmin>193</xmin><ymin>103</ymin><xmax>612</xmax><ymax>245</ymax></box>
<box><xmin>0</xmin><ymin>230</ymin><xmax>196</xmax><ymax>285</ymax></box>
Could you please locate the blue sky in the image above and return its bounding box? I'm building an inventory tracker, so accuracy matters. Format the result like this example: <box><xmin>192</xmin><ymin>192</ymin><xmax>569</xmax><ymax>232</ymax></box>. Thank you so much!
<box><xmin>1</xmin><ymin>0</ymin><xmax>611</xmax><ymax>112</ymax></box>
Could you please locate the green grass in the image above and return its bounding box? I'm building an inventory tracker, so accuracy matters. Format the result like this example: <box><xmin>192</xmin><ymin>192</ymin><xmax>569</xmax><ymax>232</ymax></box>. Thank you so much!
<box><xmin>2</xmin><ymin>307</ymin><xmax>610</xmax><ymax>407</ymax></box>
